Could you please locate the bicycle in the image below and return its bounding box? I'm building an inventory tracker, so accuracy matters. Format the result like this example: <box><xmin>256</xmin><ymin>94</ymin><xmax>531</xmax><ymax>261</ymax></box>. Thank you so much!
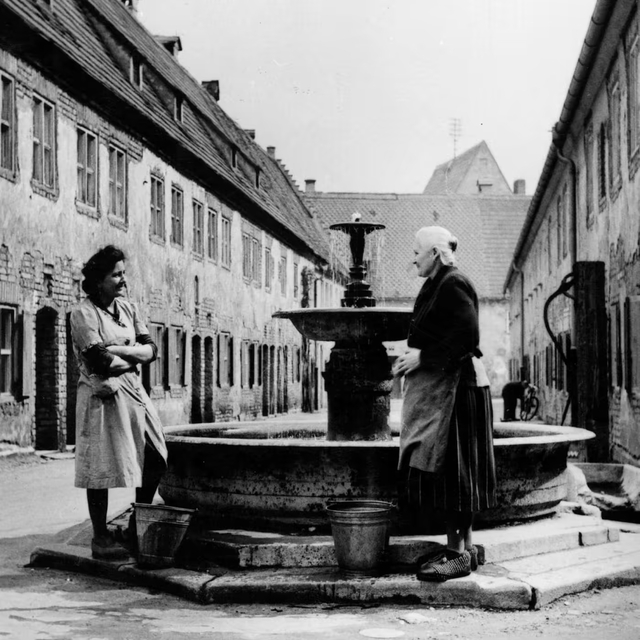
<box><xmin>520</xmin><ymin>385</ymin><xmax>539</xmax><ymax>421</ymax></box>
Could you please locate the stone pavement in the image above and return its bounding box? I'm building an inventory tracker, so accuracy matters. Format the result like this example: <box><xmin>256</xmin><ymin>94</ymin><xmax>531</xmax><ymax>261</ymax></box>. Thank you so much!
<box><xmin>30</xmin><ymin>509</ymin><xmax>640</xmax><ymax>611</ymax></box>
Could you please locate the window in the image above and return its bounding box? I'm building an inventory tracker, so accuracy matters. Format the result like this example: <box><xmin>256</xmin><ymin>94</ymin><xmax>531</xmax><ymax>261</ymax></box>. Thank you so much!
<box><xmin>217</xmin><ymin>333</ymin><xmax>233</xmax><ymax>387</ymax></box>
<box><xmin>0</xmin><ymin>306</ymin><xmax>16</xmax><ymax>396</ymax></box>
<box><xmin>221</xmin><ymin>216</ymin><xmax>231</xmax><ymax>268</ymax></box>
<box><xmin>556</xmin><ymin>195</ymin><xmax>562</xmax><ymax>265</ymax></box>
<box><xmin>108</xmin><ymin>145</ymin><xmax>127</xmax><ymax>219</ymax></box>
<box><xmin>279</xmin><ymin>256</ymin><xmax>287</xmax><ymax>295</ymax></box>
<box><xmin>170</xmin><ymin>185</ymin><xmax>184</xmax><ymax>246</ymax></box>
<box><xmin>168</xmin><ymin>325</ymin><xmax>186</xmax><ymax>387</ymax></box>
<box><xmin>627</xmin><ymin>27</ymin><xmax>640</xmax><ymax>159</ymax></box>
<box><xmin>174</xmin><ymin>95</ymin><xmax>183</xmax><ymax>122</ymax></box>
<box><xmin>33</xmin><ymin>95</ymin><xmax>56</xmax><ymax>188</ymax></box>
<box><xmin>598</xmin><ymin>122</ymin><xmax>607</xmax><ymax>203</ymax></box>
<box><xmin>76</xmin><ymin>128</ymin><xmax>97</xmax><ymax>207</ymax></box>
<box><xmin>1</xmin><ymin>73</ymin><xmax>15</xmax><ymax>173</ymax></box>
<box><xmin>547</xmin><ymin>218</ymin><xmax>552</xmax><ymax>274</ymax></box>
<box><xmin>145</xmin><ymin>323</ymin><xmax>165</xmax><ymax>390</ymax></box>
<box><xmin>255</xmin><ymin>167</ymin><xmax>261</xmax><ymax>189</ymax></box>
<box><xmin>130</xmin><ymin>57</ymin><xmax>144</xmax><ymax>89</ymax></box>
<box><xmin>249</xmin><ymin>343</ymin><xmax>256</xmax><ymax>387</ymax></box>
<box><xmin>192</xmin><ymin>199</ymin><xmax>204</xmax><ymax>255</ymax></box>
<box><xmin>252</xmin><ymin>237</ymin><xmax>261</xmax><ymax>284</ymax></box>
<box><xmin>231</xmin><ymin>147</ymin><xmax>238</xmax><ymax>169</ymax></box>
<box><xmin>241</xmin><ymin>340</ymin><xmax>250</xmax><ymax>388</ymax></box>
<box><xmin>293</xmin><ymin>263</ymin><xmax>299</xmax><ymax>299</ymax></box>
<box><xmin>625</xmin><ymin>296</ymin><xmax>640</xmax><ymax>391</ymax></box>
<box><xmin>609</xmin><ymin>80</ymin><xmax>622</xmax><ymax>187</ymax></box>
<box><xmin>242</xmin><ymin>233</ymin><xmax>251</xmax><ymax>279</ymax></box>
<box><xmin>265</xmin><ymin>247</ymin><xmax>273</xmax><ymax>291</ymax></box>
<box><xmin>584</xmin><ymin>123</ymin><xmax>594</xmax><ymax>226</ymax></box>
<box><xmin>207</xmin><ymin>208</ymin><xmax>218</xmax><ymax>261</ymax></box>
<box><xmin>150</xmin><ymin>175</ymin><xmax>164</xmax><ymax>239</ymax></box>
<box><xmin>611</xmin><ymin>302</ymin><xmax>622</xmax><ymax>388</ymax></box>
<box><xmin>561</xmin><ymin>184</ymin><xmax>568</xmax><ymax>258</ymax></box>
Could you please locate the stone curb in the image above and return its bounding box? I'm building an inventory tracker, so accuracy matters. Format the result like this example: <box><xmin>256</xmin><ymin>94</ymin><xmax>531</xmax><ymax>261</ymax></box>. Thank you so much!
<box><xmin>29</xmin><ymin>544</ymin><xmax>533</xmax><ymax>609</ymax></box>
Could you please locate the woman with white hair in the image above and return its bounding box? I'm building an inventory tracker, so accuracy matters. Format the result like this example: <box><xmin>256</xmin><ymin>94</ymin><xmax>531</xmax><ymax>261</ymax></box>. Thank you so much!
<box><xmin>394</xmin><ymin>226</ymin><xmax>496</xmax><ymax>581</ymax></box>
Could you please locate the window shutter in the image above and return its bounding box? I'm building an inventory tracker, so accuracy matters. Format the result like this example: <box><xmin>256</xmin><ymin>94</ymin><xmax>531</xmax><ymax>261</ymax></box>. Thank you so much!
<box><xmin>20</xmin><ymin>311</ymin><xmax>33</xmax><ymax>398</ymax></box>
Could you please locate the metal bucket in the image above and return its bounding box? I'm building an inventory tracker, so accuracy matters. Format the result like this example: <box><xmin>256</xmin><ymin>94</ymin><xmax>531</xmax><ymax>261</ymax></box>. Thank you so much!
<box><xmin>326</xmin><ymin>500</ymin><xmax>394</xmax><ymax>576</ymax></box>
<box><xmin>133</xmin><ymin>503</ymin><xmax>196</xmax><ymax>569</ymax></box>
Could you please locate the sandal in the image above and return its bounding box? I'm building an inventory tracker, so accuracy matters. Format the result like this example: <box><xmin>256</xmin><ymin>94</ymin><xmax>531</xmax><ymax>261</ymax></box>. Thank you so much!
<box><xmin>91</xmin><ymin>536</ymin><xmax>130</xmax><ymax>560</ymax></box>
<box><xmin>416</xmin><ymin>550</ymin><xmax>471</xmax><ymax>582</ymax></box>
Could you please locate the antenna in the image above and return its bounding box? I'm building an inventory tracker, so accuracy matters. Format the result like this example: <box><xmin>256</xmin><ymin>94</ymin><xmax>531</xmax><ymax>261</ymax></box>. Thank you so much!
<box><xmin>449</xmin><ymin>118</ymin><xmax>462</xmax><ymax>158</ymax></box>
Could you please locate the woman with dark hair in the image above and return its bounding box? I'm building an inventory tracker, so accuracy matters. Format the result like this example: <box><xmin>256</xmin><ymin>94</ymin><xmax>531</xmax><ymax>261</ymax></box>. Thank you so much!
<box><xmin>394</xmin><ymin>226</ymin><xmax>496</xmax><ymax>582</ymax></box>
<box><xmin>70</xmin><ymin>245</ymin><xmax>167</xmax><ymax>559</ymax></box>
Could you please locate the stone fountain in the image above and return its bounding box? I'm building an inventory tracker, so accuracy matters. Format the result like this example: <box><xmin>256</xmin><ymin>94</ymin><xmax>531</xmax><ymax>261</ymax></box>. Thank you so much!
<box><xmin>159</xmin><ymin>217</ymin><xmax>594</xmax><ymax>532</ymax></box>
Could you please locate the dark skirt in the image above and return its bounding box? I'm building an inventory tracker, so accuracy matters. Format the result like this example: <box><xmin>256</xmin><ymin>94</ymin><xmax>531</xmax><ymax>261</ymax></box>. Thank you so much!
<box><xmin>400</xmin><ymin>385</ymin><xmax>497</xmax><ymax>516</ymax></box>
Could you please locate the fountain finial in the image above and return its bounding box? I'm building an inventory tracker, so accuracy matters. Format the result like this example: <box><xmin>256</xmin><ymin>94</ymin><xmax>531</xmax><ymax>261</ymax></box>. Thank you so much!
<box><xmin>329</xmin><ymin>215</ymin><xmax>384</xmax><ymax>308</ymax></box>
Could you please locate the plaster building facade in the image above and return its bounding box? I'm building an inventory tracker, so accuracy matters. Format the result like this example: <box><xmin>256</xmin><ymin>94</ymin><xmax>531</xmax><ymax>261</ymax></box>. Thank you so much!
<box><xmin>0</xmin><ymin>0</ymin><xmax>340</xmax><ymax>451</ymax></box>
<box><xmin>505</xmin><ymin>0</ymin><xmax>640</xmax><ymax>465</ymax></box>
<box><xmin>304</xmin><ymin>143</ymin><xmax>530</xmax><ymax>397</ymax></box>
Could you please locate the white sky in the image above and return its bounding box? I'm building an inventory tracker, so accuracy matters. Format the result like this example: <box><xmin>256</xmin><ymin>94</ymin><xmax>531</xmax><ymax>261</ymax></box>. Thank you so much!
<box><xmin>138</xmin><ymin>0</ymin><xmax>597</xmax><ymax>195</ymax></box>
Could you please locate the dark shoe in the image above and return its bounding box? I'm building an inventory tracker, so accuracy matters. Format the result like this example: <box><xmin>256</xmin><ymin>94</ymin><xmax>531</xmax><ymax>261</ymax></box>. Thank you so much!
<box><xmin>415</xmin><ymin>545</ymin><xmax>447</xmax><ymax>571</ymax></box>
<box><xmin>466</xmin><ymin>545</ymin><xmax>478</xmax><ymax>571</ymax></box>
<box><xmin>91</xmin><ymin>536</ymin><xmax>130</xmax><ymax>560</ymax></box>
<box><xmin>416</xmin><ymin>550</ymin><xmax>471</xmax><ymax>582</ymax></box>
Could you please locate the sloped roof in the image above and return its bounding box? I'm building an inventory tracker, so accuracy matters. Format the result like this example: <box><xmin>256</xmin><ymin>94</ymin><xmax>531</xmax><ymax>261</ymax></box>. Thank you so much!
<box><xmin>423</xmin><ymin>140</ymin><xmax>510</xmax><ymax>195</ymax></box>
<box><xmin>305</xmin><ymin>192</ymin><xmax>530</xmax><ymax>301</ymax></box>
<box><xmin>0</xmin><ymin>0</ymin><xmax>330</xmax><ymax>263</ymax></box>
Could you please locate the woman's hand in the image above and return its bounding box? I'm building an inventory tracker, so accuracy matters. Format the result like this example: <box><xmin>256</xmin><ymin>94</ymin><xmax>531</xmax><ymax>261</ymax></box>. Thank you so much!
<box><xmin>393</xmin><ymin>347</ymin><xmax>422</xmax><ymax>377</ymax></box>
<box><xmin>106</xmin><ymin>343</ymin><xmax>154</xmax><ymax>364</ymax></box>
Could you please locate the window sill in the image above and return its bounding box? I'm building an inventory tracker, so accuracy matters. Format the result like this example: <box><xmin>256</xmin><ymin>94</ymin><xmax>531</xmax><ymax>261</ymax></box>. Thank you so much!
<box><xmin>169</xmin><ymin>386</ymin><xmax>184</xmax><ymax>399</ymax></box>
<box><xmin>149</xmin><ymin>234</ymin><xmax>166</xmax><ymax>246</ymax></box>
<box><xmin>31</xmin><ymin>179</ymin><xmax>59</xmax><ymax>201</ymax></box>
<box><xmin>75</xmin><ymin>201</ymin><xmax>100</xmax><ymax>220</ymax></box>
<box><xmin>0</xmin><ymin>166</ymin><xmax>18</xmax><ymax>184</ymax></box>
<box><xmin>108</xmin><ymin>215</ymin><xmax>128</xmax><ymax>231</ymax></box>
<box><xmin>192</xmin><ymin>253</ymin><xmax>204</xmax><ymax>262</ymax></box>
<box><xmin>170</xmin><ymin>241</ymin><xmax>184</xmax><ymax>250</ymax></box>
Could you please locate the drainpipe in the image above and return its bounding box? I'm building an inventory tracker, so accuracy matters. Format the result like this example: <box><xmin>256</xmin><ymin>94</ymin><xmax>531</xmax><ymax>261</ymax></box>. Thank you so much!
<box><xmin>552</xmin><ymin>130</ymin><xmax>578</xmax><ymax>263</ymax></box>
<box><xmin>509</xmin><ymin>261</ymin><xmax>526</xmax><ymax>380</ymax></box>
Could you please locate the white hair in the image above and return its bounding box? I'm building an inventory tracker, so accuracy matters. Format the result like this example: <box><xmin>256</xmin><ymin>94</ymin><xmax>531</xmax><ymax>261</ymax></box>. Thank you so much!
<box><xmin>415</xmin><ymin>226</ymin><xmax>458</xmax><ymax>266</ymax></box>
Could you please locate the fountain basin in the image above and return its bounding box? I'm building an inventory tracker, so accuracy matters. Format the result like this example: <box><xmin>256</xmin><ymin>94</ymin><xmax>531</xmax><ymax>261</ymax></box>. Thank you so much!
<box><xmin>159</xmin><ymin>422</ymin><xmax>594</xmax><ymax>531</ymax></box>
<box><xmin>272</xmin><ymin>307</ymin><xmax>412</xmax><ymax>344</ymax></box>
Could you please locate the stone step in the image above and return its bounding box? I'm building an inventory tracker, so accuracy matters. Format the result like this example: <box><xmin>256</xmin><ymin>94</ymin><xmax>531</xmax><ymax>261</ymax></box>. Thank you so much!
<box><xmin>178</xmin><ymin>513</ymin><xmax>619</xmax><ymax>569</ymax></box>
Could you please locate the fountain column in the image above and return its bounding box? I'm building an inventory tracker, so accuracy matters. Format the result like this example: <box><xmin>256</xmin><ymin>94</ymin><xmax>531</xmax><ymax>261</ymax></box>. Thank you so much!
<box><xmin>324</xmin><ymin>341</ymin><xmax>393</xmax><ymax>441</ymax></box>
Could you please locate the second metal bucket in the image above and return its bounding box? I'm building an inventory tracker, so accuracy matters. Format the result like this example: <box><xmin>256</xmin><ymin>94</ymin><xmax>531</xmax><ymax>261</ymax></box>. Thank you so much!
<box><xmin>326</xmin><ymin>500</ymin><xmax>394</xmax><ymax>576</ymax></box>
<box><xmin>133</xmin><ymin>503</ymin><xmax>196</xmax><ymax>569</ymax></box>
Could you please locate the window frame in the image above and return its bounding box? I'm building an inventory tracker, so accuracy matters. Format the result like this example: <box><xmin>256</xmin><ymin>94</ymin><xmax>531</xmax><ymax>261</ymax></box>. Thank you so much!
<box><xmin>0</xmin><ymin>71</ymin><xmax>16</xmax><ymax>176</ymax></box>
<box><xmin>192</xmin><ymin>198</ymin><xmax>204</xmax><ymax>256</ymax></box>
<box><xmin>32</xmin><ymin>94</ymin><xmax>56</xmax><ymax>189</ymax></box>
<box><xmin>170</xmin><ymin>184</ymin><xmax>184</xmax><ymax>247</ymax></box>
<box><xmin>108</xmin><ymin>143</ymin><xmax>127</xmax><ymax>220</ymax></box>
<box><xmin>0</xmin><ymin>306</ymin><xmax>18</xmax><ymax>398</ymax></box>
<box><xmin>221</xmin><ymin>215</ymin><xmax>231</xmax><ymax>269</ymax></box>
<box><xmin>76</xmin><ymin>126</ymin><xmax>98</xmax><ymax>209</ymax></box>
<box><xmin>207</xmin><ymin>207</ymin><xmax>218</xmax><ymax>262</ymax></box>
<box><xmin>149</xmin><ymin>174</ymin><xmax>165</xmax><ymax>240</ymax></box>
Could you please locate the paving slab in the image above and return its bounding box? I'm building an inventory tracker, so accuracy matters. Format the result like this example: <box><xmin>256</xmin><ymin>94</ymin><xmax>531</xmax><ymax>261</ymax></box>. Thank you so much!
<box><xmin>28</xmin><ymin>512</ymin><xmax>640</xmax><ymax>610</ymax></box>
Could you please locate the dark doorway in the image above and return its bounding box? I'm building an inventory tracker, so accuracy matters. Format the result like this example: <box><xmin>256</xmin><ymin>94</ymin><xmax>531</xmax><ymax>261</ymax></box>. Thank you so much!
<box><xmin>35</xmin><ymin>307</ymin><xmax>59</xmax><ymax>450</ymax></box>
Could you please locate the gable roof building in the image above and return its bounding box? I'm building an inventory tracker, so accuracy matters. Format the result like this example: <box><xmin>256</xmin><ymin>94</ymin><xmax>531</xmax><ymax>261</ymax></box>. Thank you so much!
<box><xmin>424</xmin><ymin>141</ymin><xmax>518</xmax><ymax>196</ymax></box>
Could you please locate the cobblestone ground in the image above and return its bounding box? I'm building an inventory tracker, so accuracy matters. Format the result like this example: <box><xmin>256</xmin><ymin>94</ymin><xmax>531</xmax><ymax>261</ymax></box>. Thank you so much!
<box><xmin>2</xmin><ymin>452</ymin><xmax>640</xmax><ymax>639</ymax></box>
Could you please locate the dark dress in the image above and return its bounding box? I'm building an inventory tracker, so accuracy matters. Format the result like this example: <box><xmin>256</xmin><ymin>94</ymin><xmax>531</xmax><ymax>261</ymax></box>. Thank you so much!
<box><xmin>398</xmin><ymin>266</ymin><xmax>497</xmax><ymax>518</ymax></box>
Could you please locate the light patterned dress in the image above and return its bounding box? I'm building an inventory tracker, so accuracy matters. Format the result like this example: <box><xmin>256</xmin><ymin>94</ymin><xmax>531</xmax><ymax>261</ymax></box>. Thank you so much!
<box><xmin>70</xmin><ymin>297</ymin><xmax>167</xmax><ymax>489</ymax></box>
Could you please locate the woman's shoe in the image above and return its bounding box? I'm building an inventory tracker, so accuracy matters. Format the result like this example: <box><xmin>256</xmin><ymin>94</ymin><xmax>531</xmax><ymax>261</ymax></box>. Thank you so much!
<box><xmin>91</xmin><ymin>536</ymin><xmax>130</xmax><ymax>560</ymax></box>
<box><xmin>416</xmin><ymin>550</ymin><xmax>471</xmax><ymax>582</ymax></box>
<box><xmin>415</xmin><ymin>545</ymin><xmax>447</xmax><ymax>571</ymax></box>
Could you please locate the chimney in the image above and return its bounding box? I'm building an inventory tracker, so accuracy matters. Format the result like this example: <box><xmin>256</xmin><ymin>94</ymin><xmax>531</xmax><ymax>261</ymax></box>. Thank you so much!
<box><xmin>305</xmin><ymin>179</ymin><xmax>316</xmax><ymax>194</ymax></box>
<box><xmin>155</xmin><ymin>35</ymin><xmax>182</xmax><ymax>58</ymax></box>
<box><xmin>513</xmin><ymin>179</ymin><xmax>526</xmax><ymax>195</ymax></box>
<box><xmin>202</xmin><ymin>80</ymin><xmax>220</xmax><ymax>102</ymax></box>
<box><xmin>245</xmin><ymin>130</ymin><xmax>256</xmax><ymax>140</ymax></box>
<box><xmin>267</xmin><ymin>146</ymin><xmax>276</xmax><ymax>158</ymax></box>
